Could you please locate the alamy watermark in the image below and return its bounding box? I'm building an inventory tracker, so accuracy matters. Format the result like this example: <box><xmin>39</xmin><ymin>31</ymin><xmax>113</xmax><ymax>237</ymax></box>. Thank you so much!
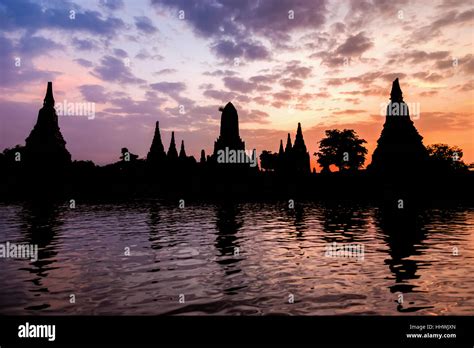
<box><xmin>217</xmin><ymin>147</ymin><xmax>257</xmax><ymax>167</ymax></box>
<box><xmin>0</xmin><ymin>241</ymin><xmax>38</xmax><ymax>262</ymax></box>
<box><xmin>324</xmin><ymin>242</ymin><xmax>364</xmax><ymax>261</ymax></box>
<box><xmin>18</xmin><ymin>322</ymin><xmax>55</xmax><ymax>341</ymax></box>
<box><xmin>380</xmin><ymin>102</ymin><xmax>420</xmax><ymax>120</ymax></box>
<box><xmin>55</xmin><ymin>100</ymin><xmax>95</xmax><ymax>120</ymax></box>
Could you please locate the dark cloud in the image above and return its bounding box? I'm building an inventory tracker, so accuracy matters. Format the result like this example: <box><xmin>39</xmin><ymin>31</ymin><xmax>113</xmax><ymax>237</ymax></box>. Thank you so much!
<box><xmin>332</xmin><ymin>109</ymin><xmax>366</xmax><ymax>115</ymax></box>
<box><xmin>152</xmin><ymin>0</ymin><xmax>327</xmax><ymax>41</ymax></box>
<box><xmin>92</xmin><ymin>55</ymin><xmax>145</xmax><ymax>84</ymax></box>
<box><xmin>203</xmin><ymin>69</ymin><xmax>237</xmax><ymax>77</ymax></box>
<box><xmin>434</xmin><ymin>54</ymin><xmax>474</xmax><ymax>74</ymax></box>
<box><xmin>279</xmin><ymin>78</ymin><xmax>304</xmax><ymax>90</ymax></box>
<box><xmin>17</xmin><ymin>35</ymin><xmax>63</xmax><ymax>56</ymax></box>
<box><xmin>223</xmin><ymin>76</ymin><xmax>271</xmax><ymax>93</ymax></box>
<box><xmin>344</xmin><ymin>0</ymin><xmax>410</xmax><ymax>31</ymax></box>
<box><xmin>151</xmin><ymin>0</ymin><xmax>327</xmax><ymax>59</ymax></box>
<box><xmin>202</xmin><ymin>89</ymin><xmax>251</xmax><ymax>104</ymax></box>
<box><xmin>199</xmin><ymin>83</ymin><xmax>214</xmax><ymax>90</ymax></box>
<box><xmin>134</xmin><ymin>16</ymin><xmax>158</xmax><ymax>34</ymax></box>
<box><xmin>150</xmin><ymin>82</ymin><xmax>194</xmax><ymax>107</ymax></box>
<box><xmin>282</xmin><ymin>60</ymin><xmax>313</xmax><ymax>79</ymax></box>
<box><xmin>79</xmin><ymin>84</ymin><xmax>109</xmax><ymax>103</ymax></box>
<box><xmin>113</xmin><ymin>48</ymin><xmax>128</xmax><ymax>58</ymax></box>
<box><xmin>74</xmin><ymin>58</ymin><xmax>94</xmax><ymax>68</ymax></box>
<box><xmin>239</xmin><ymin>109</ymin><xmax>270</xmax><ymax>124</ymax></box>
<box><xmin>436</xmin><ymin>0</ymin><xmax>469</xmax><ymax>9</ymax></box>
<box><xmin>326</xmin><ymin>78</ymin><xmax>345</xmax><ymax>86</ymax></box>
<box><xmin>134</xmin><ymin>49</ymin><xmax>164</xmax><ymax>61</ymax></box>
<box><xmin>150</xmin><ymin>82</ymin><xmax>186</xmax><ymax>95</ymax></box>
<box><xmin>0</xmin><ymin>0</ymin><xmax>125</xmax><ymax>36</ymax></box>
<box><xmin>0</xmin><ymin>35</ymin><xmax>60</xmax><ymax>87</ymax></box>
<box><xmin>456</xmin><ymin>80</ymin><xmax>474</xmax><ymax>92</ymax></box>
<box><xmin>203</xmin><ymin>89</ymin><xmax>236</xmax><ymax>102</ymax></box>
<box><xmin>104</xmin><ymin>96</ymin><xmax>166</xmax><ymax>117</ymax></box>
<box><xmin>223</xmin><ymin>77</ymin><xmax>256</xmax><ymax>93</ymax></box>
<box><xmin>411</xmin><ymin>9</ymin><xmax>474</xmax><ymax>42</ymax></box>
<box><xmin>99</xmin><ymin>0</ymin><xmax>124</xmax><ymax>11</ymax></box>
<box><xmin>323</xmin><ymin>72</ymin><xmax>406</xmax><ymax>89</ymax></box>
<box><xmin>249</xmin><ymin>74</ymin><xmax>280</xmax><ymax>84</ymax></box>
<box><xmin>270</xmin><ymin>91</ymin><xmax>330</xmax><ymax>109</ymax></box>
<box><xmin>387</xmin><ymin>50</ymin><xmax>451</xmax><ymax>65</ymax></box>
<box><xmin>154</xmin><ymin>68</ymin><xmax>178</xmax><ymax>75</ymax></box>
<box><xmin>71</xmin><ymin>38</ymin><xmax>98</xmax><ymax>51</ymax></box>
<box><xmin>211</xmin><ymin>40</ymin><xmax>270</xmax><ymax>61</ymax></box>
<box><xmin>340</xmin><ymin>88</ymin><xmax>386</xmax><ymax>97</ymax></box>
<box><xmin>313</xmin><ymin>53</ymin><xmax>348</xmax><ymax>68</ymax></box>
<box><xmin>335</xmin><ymin>31</ymin><xmax>373</xmax><ymax>57</ymax></box>
<box><xmin>343</xmin><ymin>97</ymin><xmax>361</xmax><ymax>104</ymax></box>
<box><xmin>413</xmin><ymin>72</ymin><xmax>444</xmax><ymax>82</ymax></box>
<box><xmin>419</xmin><ymin>90</ymin><xmax>439</xmax><ymax>97</ymax></box>
<box><xmin>416</xmin><ymin>111</ymin><xmax>474</xmax><ymax>132</ymax></box>
<box><xmin>459</xmin><ymin>54</ymin><xmax>474</xmax><ymax>74</ymax></box>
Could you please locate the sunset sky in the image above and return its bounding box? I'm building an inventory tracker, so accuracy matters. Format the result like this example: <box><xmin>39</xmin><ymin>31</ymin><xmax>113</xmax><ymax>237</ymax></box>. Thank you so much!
<box><xmin>0</xmin><ymin>0</ymin><xmax>472</xmax><ymax>169</ymax></box>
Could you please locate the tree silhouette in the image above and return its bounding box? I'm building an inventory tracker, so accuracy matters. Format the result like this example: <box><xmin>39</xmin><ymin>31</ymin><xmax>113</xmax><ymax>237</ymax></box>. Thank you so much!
<box><xmin>314</xmin><ymin>129</ymin><xmax>368</xmax><ymax>173</ymax></box>
<box><xmin>427</xmin><ymin>143</ymin><xmax>469</xmax><ymax>172</ymax></box>
<box><xmin>259</xmin><ymin>150</ymin><xmax>278</xmax><ymax>172</ymax></box>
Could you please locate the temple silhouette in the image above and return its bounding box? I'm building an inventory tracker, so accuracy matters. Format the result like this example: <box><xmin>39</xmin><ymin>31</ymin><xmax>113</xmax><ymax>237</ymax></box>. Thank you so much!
<box><xmin>0</xmin><ymin>79</ymin><xmax>471</xmax><ymax>201</ymax></box>
<box><xmin>24</xmin><ymin>82</ymin><xmax>71</xmax><ymax>168</ymax></box>
<box><xmin>369</xmin><ymin>78</ymin><xmax>429</xmax><ymax>177</ymax></box>
<box><xmin>214</xmin><ymin>102</ymin><xmax>245</xmax><ymax>155</ymax></box>
<box><xmin>277</xmin><ymin>123</ymin><xmax>311</xmax><ymax>175</ymax></box>
<box><xmin>146</xmin><ymin>121</ymin><xmax>166</xmax><ymax>164</ymax></box>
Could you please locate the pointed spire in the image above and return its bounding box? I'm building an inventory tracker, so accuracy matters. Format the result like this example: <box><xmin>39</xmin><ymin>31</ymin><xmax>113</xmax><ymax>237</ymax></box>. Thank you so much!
<box><xmin>278</xmin><ymin>139</ymin><xmax>284</xmax><ymax>157</ymax></box>
<box><xmin>293</xmin><ymin>122</ymin><xmax>307</xmax><ymax>152</ymax></box>
<box><xmin>370</xmin><ymin>78</ymin><xmax>429</xmax><ymax>176</ymax></box>
<box><xmin>179</xmin><ymin>140</ymin><xmax>187</xmax><ymax>159</ymax></box>
<box><xmin>390</xmin><ymin>78</ymin><xmax>403</xmax><ymax>102</ymax></box>
<box><xmin>296</xmin><ymin>123</ymin><xmax>302</xmax><ymax>136</ymax></box>
<box><xmin>285</xmin><ymin>133</ymin><xmax>292</xmax><ymax>153</ymax></box>
<box><xmin>200</xmin><ymin>149</ymin><xmax>206</xmax><ymax>163</ymax></box>
<box><xmin>147</xmin><ymin>121</ymin><xmax>166</xmax><ymax>162</ymax></box>
<box><xmin>167</xmin><ymin>131</ymin><xmax>178</xmax><ymax>160</ymax></box>
<box><xmin>43</xmin><ymin>81</ymin><xmax>55</xmax><ymax>107</ymax></box>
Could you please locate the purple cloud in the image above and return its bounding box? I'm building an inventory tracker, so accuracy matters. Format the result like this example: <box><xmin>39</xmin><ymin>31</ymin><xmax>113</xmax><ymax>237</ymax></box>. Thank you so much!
<box><xmin>151</xmin><ymin>0</ymin><xmax>327</xmax><ymax>59</ymax></box>
<box><xmin>79</xmin><ymin>84</ymin><xmax>109</xmax><ymax>103</ymax></box>
<box><xmin>0</xmin><ymin>0</ymin><xmax>125</xmax><ymax>36</ymax></box>
<box><xmin>150</xmin><ymin>82</ymin><xmax>186</xmax><ymax>95</ymax></box>
<box><xmin>211</xmin><ymin>39</ymin><xmax>271</xmax><ymax>61</ymax></box>
<box><xmin>92</xmin><ymin>55</ymin><xmax>145</xmax><ymax>84</ymax></box>
<box><xmin>72</xmin><ymin>38</ymin><xmax>98</xmax><ymax>51</ymax></box>
<box><xmin>99</xmin><ymin>0</ymin><xmax>124</xmax><ymax>11</ymax></box>
<box><xmin>335</xmin><ymin>31</ymin><xmax>373</xmax><ymax>57</ymax></box>
<box><xmin>0</xmin><ymin>35</ymin><xmax>60</xmax><ymax>87</ymax></box>
<box><xmin>74</xmin><ymin>58</ymin><xmax>94</xmax><ymax>68</ymax></box>
<box><xmin>134</xmin><ymin>16</ymin><xmax>158</xmax><ymax>34</ymax></box>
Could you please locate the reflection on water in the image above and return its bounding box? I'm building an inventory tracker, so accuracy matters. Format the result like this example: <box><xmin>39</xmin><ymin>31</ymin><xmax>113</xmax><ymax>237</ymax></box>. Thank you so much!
<box><xmin>0</xmin><ymin>200</ymin><xmax>473</xmax><ymax>315</ymax></box>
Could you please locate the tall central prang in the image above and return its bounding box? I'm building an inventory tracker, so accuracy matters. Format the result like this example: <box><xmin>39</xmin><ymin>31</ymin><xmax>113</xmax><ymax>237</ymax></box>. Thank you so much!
<box><xmin>213</xmin><ymin>102</ymin><xmax>245</xmax><ymax>156</ymax></box>
<box><xmin>24</xmin><ymin>81</ymin><xmax>71</xmax><ymax>167</ymax></box>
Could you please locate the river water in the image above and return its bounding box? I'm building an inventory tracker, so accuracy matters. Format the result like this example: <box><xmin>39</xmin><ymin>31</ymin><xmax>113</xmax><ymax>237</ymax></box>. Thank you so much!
<box><xmin>0</xmin><ymin>200</ymin><xmax>473</xmax><ymax>315</ymax></box>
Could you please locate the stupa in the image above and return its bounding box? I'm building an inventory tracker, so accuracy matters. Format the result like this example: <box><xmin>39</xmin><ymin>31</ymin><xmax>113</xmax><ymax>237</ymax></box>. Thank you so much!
<box><xmin>370</xmin><ymin>78</ymin><xmax>428</xmax><ymax>176</ymax></box>
<box><xmin>24</xmin><ymin>82</ymin><xmax>71</xmax><ymax>167</ymax></box>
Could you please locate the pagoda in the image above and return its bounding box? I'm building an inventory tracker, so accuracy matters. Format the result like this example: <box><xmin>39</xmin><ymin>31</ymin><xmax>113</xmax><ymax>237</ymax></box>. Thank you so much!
<box><xmin>213</xmin><ymin>102</ymin><xmax>245</xmax><ymax>156</ymax></box>
<box><xmin>147</xmin><ymin>121</ymin><xmax>166</xmax><ymax>164</ymax></box>
<box><xmin>292</xmin><ymin>123</ymin><xmax>311</xmax><ymax>174</ymax></box>
<box><xmin>24</xmin><ymin>82</ymin><xmax>71</xmax><ymax>167</ymax></box>
<box><xmin>167</xmin><ymin>131</ymin><xmax>178</xmax><ymax>160</ymax></box>
<box><xmin>370</xmin><ymin>78</ymin><xmax>428</xmax><ymax>176</ymax></box>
